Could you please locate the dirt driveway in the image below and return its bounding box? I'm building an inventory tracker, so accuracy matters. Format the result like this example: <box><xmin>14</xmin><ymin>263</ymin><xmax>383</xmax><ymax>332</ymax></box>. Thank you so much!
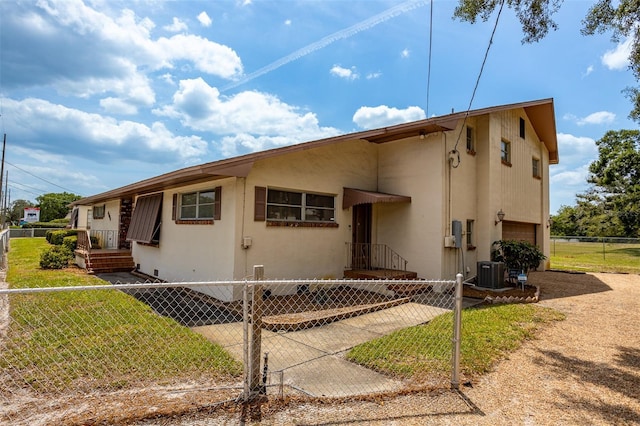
<box><xmin>170</xmin><ymin>271</ymin><xmax>640</xmax><ymax>425</ymax></box>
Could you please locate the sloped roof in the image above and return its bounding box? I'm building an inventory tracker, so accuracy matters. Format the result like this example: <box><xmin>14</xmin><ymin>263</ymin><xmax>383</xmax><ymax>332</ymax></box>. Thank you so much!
<box><xmin>71</xmin><ymin>98</ymin><xmax>558</xmax><ymax>206</ymax></box>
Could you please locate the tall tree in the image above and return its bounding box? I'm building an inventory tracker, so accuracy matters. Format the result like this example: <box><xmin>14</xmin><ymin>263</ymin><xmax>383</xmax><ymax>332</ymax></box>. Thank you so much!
<box><xmin>36</xmin><ymin>192</ymin><xmax>83</xmax><ymax>223</ymax></box>
<box><xmin>587</xmin><ymin>129</ymin><xmax>640</xmax><ymax>237</ymax></box>
<box><xmin>454</xmin><ymin>0</ymin><xmax>640</xmax><ymax>121</ymax></box>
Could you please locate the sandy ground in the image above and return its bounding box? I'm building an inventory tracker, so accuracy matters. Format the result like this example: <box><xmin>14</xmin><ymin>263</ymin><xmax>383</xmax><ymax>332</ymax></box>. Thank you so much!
<box><xmin>154</xmin><ymin>271</ymin><xmax>640</xmax><ymax>425</ymax></box>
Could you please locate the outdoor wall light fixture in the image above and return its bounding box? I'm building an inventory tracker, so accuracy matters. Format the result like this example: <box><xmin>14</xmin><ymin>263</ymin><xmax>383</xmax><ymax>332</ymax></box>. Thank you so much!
<box><xmin>419</xmin><ymin>131</ymin><xmax>426</xmax><ymax>140</ymax></box>
<box><xmin>495</xmin><ymin>209</ymin><xmax>506</xmax><ymax>226</ymax></box>
<box><xmin>547</xmin><ymin>218</ymin><xmax>553</xmax><ymax>228</ymax></box>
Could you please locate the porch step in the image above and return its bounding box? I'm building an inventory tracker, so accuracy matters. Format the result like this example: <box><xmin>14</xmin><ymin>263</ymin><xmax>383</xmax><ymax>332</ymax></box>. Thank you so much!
<box><xmin>83</xmin><ymin>250</ymin><xmax>135</xmax><ymax>274</ymax></box>
<box><xmin>344</xmin><ymin>269</ymin><xmax>418</xmax><ymax>280</ymax></box>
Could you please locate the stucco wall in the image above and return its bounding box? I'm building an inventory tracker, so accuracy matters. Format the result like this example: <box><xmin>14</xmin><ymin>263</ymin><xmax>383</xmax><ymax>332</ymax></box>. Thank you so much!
<box><xmin>237</xmin><ymin>139</ymin><xmax>379</xmax><ymax>285</ymax></box>
<box><xmin>376</xmin><ymin>133</ymin><xmax>445</xmax><ymax>280</ymax></box>
<box><xmin>133</xmin><ymin>178</ymin><xmax>237</xmax><ymax>300</ymax></box>
<box><xmin>90</xmin><ymin>199</ymin><xmax>121</xmax><ymax>248</ymax></box>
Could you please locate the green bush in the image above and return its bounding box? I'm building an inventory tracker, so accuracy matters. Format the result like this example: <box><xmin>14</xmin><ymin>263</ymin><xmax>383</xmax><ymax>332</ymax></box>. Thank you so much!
<box><xmin>48</xmin><ymin>230</ymin><xmax>68</xmax><ymax>245</ymax></box>
<box><xmin>39</xmin><ymin>246</ymin><xmax>73</xmax><ymax>269</ymax></box>
<box><xmin>63</xmin><ymin>235</ymin><xmax>78</xmax><ymax>252</ymax></box>
<box><xmin>46</xmin><ymin>229</ymin><xmax>78</xmax><ymax>245</ymax></box>
<box><xmin>491</xmin><ymin>240</ymin><xmax>546</xmax><ymax>274</ymax></box>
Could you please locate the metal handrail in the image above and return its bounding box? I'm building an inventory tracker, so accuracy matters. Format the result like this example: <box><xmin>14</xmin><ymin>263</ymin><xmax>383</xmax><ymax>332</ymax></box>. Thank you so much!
<box><xmin>345</xmin><ymin>242</ymin><xmax>408</xmax><ymax>271</ymax></box>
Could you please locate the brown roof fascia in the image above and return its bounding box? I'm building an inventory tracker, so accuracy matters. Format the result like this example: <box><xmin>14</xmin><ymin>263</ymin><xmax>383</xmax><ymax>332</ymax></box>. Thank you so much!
<box><xmin>71</xmin><ymin>98</ymin><xmax>558</xmax><ymax>206</ymax></box>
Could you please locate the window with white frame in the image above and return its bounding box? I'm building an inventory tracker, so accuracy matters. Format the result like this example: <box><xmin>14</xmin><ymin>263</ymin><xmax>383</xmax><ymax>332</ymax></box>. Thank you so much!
<box><xmin>501</xmin><ymin>139</ymin><xmax>511</xmax><ymax>164</ymax></box>
<box><xmin>532</xmin><ymin>157</ymin><xmax>541</xmax><ymax>178</ymax></box>
<box><xmin>180</xmin><ymin>189</ymin><xmax>215</xmax><ymax>219</ymax></box>
<box><xmin>267</xmin><ymin>189</ymin><xmax>335</xmax><ymax>222</ymax></box>
<box><xmin>466</xmin><ymin>126</ymin><xmax>475</xmax><ymax>153</ymax></box>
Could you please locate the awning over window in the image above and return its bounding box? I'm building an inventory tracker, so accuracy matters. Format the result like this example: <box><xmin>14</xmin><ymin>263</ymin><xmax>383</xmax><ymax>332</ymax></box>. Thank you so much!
<box><xmin>343</xmin><ymin>187</ymin><xmax>412</xmax><ymax>209</ymax></box>
<box><xmin>69</xmin><ymin>207</ymin><xmax>79</xmax><ymax>229</ymax></box>
<box><xmin>126</xmin><ymin>193</ymin><xmax>163</xmax><ymax>243</ymax></box>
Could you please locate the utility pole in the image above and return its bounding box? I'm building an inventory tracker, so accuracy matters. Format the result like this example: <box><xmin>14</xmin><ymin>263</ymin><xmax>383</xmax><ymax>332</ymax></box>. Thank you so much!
<box><xmin>0</xmin><ymin>134</ymin><xmax>5</xmax><ymax>229</ymax></box>
<box><xmin>2</xmin><ymin>171</ymin><xmax>8</xmax><ymax>228</ymax></box>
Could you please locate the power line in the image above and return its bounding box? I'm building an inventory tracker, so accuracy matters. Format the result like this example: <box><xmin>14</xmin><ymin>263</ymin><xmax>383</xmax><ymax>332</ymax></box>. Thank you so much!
<box><xmin>453</xmin><ymin>0</ymin><xmax>505</xmax><ymax>154</ymax></box>
<box><xmin>5</xmin><ymin>160</ymin><xmax>79</xmax><ymax>194</ymax></box>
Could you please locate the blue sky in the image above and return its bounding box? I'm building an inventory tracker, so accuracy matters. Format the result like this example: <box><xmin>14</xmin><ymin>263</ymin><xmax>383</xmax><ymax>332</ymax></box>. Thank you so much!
<box><xmin>0</xmin><ymin>0</ymin><xmax>636</xmax><ymax>214</ymax></box>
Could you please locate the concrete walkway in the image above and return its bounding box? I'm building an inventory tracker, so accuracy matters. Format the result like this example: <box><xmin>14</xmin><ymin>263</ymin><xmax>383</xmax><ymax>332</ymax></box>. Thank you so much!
<box><xmin>193</xmin><ymin>297</ymin><xmax>480</xmax><ymax>397</ymax></box>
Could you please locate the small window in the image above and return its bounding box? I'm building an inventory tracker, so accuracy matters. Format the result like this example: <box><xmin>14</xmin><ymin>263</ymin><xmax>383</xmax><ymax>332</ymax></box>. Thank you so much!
<box><xmin>519</xmin><ymin>117</ymin><xmax>525</xmax><ymax>139</ymax></box>
<box><xmin>466</xmin><ymin>219</ymin><xmax>475</xmax><ymax>248</ymax></box>
<box><xmin>501</xmin><ymin>139</ymin><xmax>511</xmax><ymax>164</ymax></box>
<box><xmin>266</xmin><ymin>189</ymin><xmax>335</xmax><ymax>222</ymax></box>
<box><xmin>466</xmin><ymin>126</ymin><xmax>475</xmax><ymax>153</ymax></box>
<box><xmin>180</xmin><ymin>189</ymin><xmax>215</xmax><ymax>219</ymax></box>
<box><xmin>93</xmin><ymin>204</ymin><xmax>105</xmax><ymax>219</ymax></box>
<box><xmin>532</xmin><ymin>157</ymin><xmax>541</xmax><ymax>178</ymax></box>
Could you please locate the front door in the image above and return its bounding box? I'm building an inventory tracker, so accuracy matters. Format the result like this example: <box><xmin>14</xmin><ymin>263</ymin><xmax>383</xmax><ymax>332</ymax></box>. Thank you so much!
<box><xmin>352</xmin><ymin>204</ymin><xmax>372</xmax><ymax>269</ymax></box>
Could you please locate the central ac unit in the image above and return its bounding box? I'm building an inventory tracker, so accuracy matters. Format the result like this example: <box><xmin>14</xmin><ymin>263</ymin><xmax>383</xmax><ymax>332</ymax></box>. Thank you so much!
<box><xmin>477</xmin><ymin>261</ymin><xmax>505</xmax><ymax>289</ymax></box>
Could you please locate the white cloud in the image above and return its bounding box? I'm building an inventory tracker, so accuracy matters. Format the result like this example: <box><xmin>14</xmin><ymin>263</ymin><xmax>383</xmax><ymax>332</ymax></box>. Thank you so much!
<box><xmin>155</xmin><ymin>34</ymin><xmax>243</xmax><ymax>78</ymax></box>
<box><xmin>3</xmin><ymin>1</ymin><xmax>242</xmax><ymax>102</ymax></box>
<box><xmin>3</xmin><ymin>97</ymin><xmax>208</xmax><ymax>163</ymax></box>
<box><xmin>401</xmin><ymin>48</ymin><xmax>410</xmax><ymax>58</ymax></box>
<box><xmin>555</xmin><ymin>133</ymin><xmax>597</xmax><ymax>172</ymax></box>
<box><xmin>154</xmin><ymin>78</ymin><xmax>340</xmax><ymax>153</ymax></box>
<box><xmin>353</xmin><ymin>105</ymin><xmax>425</xmax><ymax>129</ymax></box>
<box><xmin>602</xmin><ymin>37</ymin><xmax>632</xmax><ymax>70</ymax></box>
<box><xmin>163</xmin><ymin>17</ymin><xmax>187</xmax><ymax>32</ymax></box>
<box><xmin>563</xmin><ymin>111</ymin><xmax>616</xmax><ymax>126</ymax></box>
<box><xmin>582</xmin><ymin>65</ymin><xmax>594</xmax><ymax>77</ymax></box>
<box><xmin>577</xmin><ymin>111</ymin><xmax>616</xmax><ymax>126</ymax></box>
<box><xmin>197</xmin><ymin>11</ymin><xmax>212</xmax><ymax>27</ymax></box>
<box><xmin>284</xmin><ymin>19</ymin><xmax>292</xmax><ymax>26</ymax></box>
<box><xmin>330</xmin><ymin>65</ymin><xmax>359</xmax><ymax>80</ymax></box>
<box><xmin>99</xmin><ymin>97</ymin><xmax>139</xmax><ymax>115</ymax></box>
<box><xmin>366</xmin><ymin>72</ymin><xmax>382</xmax><ymax>79</ymax></box>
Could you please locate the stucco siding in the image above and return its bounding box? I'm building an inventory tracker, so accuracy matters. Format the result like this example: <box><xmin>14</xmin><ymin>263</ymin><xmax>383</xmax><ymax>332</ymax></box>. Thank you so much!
<box><xmin>90</xmin><ymin>199</ymin><xmax>120</xmax><ymax>248</ymax></box>
<box><xmin>377</xmin><ymin>134</ymin><xmax>445</xmax><ymax>279</ymax></box>
<box><xmin>133</xmin><ymin>178</ymin><xmax>237</xmax><ymax>292</ymax></box>
<box><xmin>238</xmin><ymin>139</ymin><xmax>379</xmax><ymax>283</ymax></box>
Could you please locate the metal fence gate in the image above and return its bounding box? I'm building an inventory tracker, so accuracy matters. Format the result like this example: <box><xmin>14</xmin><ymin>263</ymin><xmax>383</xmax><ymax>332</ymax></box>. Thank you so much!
<box><xmin>0</xmin><ymin>267</ymin><xmax>462</xmax><ymax>425</ymax></box>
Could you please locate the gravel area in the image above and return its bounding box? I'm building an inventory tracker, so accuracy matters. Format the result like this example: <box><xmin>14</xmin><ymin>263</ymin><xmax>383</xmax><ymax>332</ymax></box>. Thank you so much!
<box><xmin>163</xmin><ymin>271</ymin><xmax>640</xmax><ymax>425</ymax></box>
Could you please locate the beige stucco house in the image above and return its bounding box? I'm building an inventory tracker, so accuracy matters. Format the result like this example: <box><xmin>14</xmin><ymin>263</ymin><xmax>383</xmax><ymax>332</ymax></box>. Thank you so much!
<box><xmin>70</xmin><ymin>98</ymin><xmax>558</xmax><ymax>301</ymax></box>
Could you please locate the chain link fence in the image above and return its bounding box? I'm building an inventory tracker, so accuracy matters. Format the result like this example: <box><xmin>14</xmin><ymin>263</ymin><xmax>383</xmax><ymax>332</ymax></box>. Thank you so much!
<box><xmin>550</xmin><ymin>236</ymin><xmax>640</xmax><ymax>274</ymax></box>
<box><xmin>1</xmin><ymin>268</ymin><xmax>462</xmax><ymax>425</ymax></box>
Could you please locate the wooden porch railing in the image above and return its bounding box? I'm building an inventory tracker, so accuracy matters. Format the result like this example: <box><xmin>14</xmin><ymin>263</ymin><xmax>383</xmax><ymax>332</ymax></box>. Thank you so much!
<box><xmin>77</xmin><ymin>230</ymin><xmax>92</xmax><ymax>251</ymax></box>
<box><xmin>345</xmin><ymin>243</ymin><xmax>408</xmax><ymax>271</ymax></box>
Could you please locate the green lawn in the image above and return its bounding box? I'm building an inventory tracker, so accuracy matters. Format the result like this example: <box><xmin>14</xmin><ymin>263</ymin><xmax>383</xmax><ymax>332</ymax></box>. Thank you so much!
<box><xmin>347</xmin><ymin>303</ymin><xmax>565</xmax><ymax>381</ymax></box>
<box><xmin>550</xmin><ymin>240</ymin><xmax>640</xmax><ymax>274</ymax></box>
<box><xmin>2</xmin><ymin>238</ymin><xmax>241</xmax><ymax>393</ymax></box>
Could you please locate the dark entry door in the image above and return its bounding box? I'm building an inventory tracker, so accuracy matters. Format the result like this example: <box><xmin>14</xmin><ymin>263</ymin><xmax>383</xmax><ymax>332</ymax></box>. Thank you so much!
<box><xmin>352</xmin><ymin>204</ymin><xmax>372</xmax><ymax>269</ymax></box>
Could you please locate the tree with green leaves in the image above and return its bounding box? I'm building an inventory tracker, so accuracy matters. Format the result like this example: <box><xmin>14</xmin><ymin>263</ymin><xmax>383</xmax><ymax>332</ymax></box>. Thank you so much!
<box><xmin>6</xmin><ymin>199</ymin><xmax>35</xmax><ymax>224</ymax></box>
<box><xmin>35</xmin><ymin>192</ymin><xmax>83</xmax><ymax>223</ymax></box>
<box><xmin>454</xmin><ymin>0</ymin><xmax>640</xmax><ymax>121</ymax></box>
<box><xmin>587</xmin><ymin>129</ymin><xmax>640</xmax><ymax>237</ymax></box>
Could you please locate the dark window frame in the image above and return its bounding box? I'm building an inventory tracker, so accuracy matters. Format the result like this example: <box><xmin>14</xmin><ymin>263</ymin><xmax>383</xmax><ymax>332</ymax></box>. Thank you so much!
<box><xmin>519</xmin><ymin>117</ymin><xmax>526</xmax><ymax>139</ymax></box>
<box><xmin>466</xmin><ymin>126</ymin><xmax>475</xmax><ymax>154</ymax></box>
<box><xmin>93</xmin><ymin>204</ymin><xmax>106</xmax><ymax>219</ymax></box>
<box><xmin>532</xmin><ymin>157</ymin><xmax>541</xmax><ymax>179</ymax></box>
<box><xmin>501</xmin><ymin>139</ymin><xmax>511</xmax><ymax>165</ymax></box>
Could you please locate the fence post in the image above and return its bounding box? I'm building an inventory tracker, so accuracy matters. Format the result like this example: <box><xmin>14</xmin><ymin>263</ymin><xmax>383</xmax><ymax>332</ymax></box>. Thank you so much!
<box><xmin>248</xmin><ymin>265</ymin><xmax>264</xmax><ymax>397</ymax></box>
<box><xmin>451</xmin><ymin>273</ymin><xmax>463</xmax><ymax>390</ymax></box>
